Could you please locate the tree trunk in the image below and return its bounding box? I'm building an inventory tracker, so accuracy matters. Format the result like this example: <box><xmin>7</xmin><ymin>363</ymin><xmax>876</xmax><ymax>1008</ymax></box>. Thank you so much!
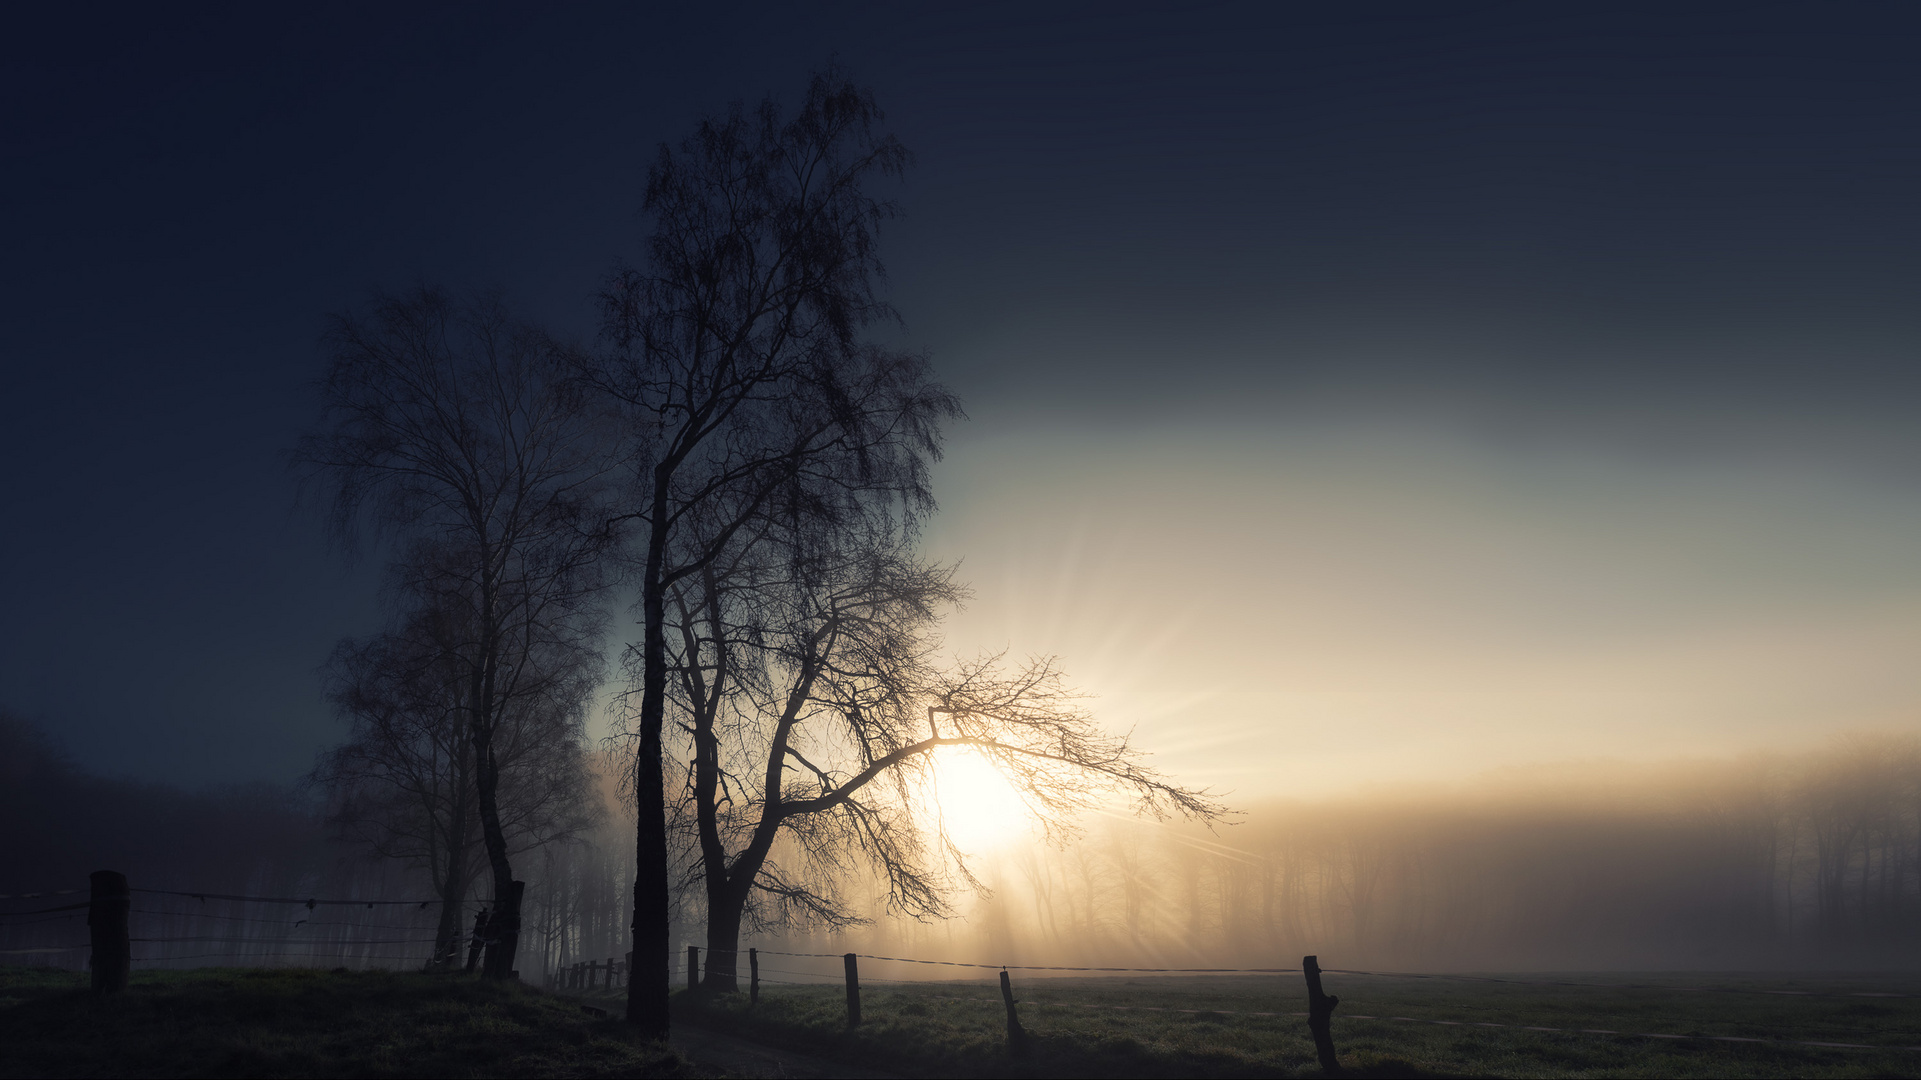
<box><xmin>626</xmin><ymin>503</ymin><xmax>672</xmax><ymax>1036</ymax></box>
<box><xmin>703</xmin><ymin>881</ymin><xmax>749</xmax><ymax>992</ymax></box>
<box><xmin>692</xmin><ymin>561</ymin><xmax>737</xmax><ymax>993</ymax></box>
<box><xmin>432</xmin><ymin>790</ymin><xmax>471</xmax><ymax>969</ymax></box>
<box><xmin>432</xmin><ymin>866</ymin><xmax>466</xmax><ymax>968</ymax></box>
<box><xmin>475</xmin><ymin>712</ymin><xmax>520</xmax><ymax>978</ymax></box>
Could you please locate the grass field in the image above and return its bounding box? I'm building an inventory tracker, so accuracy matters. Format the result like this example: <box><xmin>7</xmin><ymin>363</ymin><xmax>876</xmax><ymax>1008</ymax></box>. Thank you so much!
<box><xmin>623</xmin><ymin>969</ymin><xmax>1921</xmax><ymax>1078</ymax></box>
<box><xmin>10</xmin><ymin>963</ymin><xmax>1921</xmax><ymax>1078</ymax></box>
<box><xmin>0</xmin><ymin>966</ymin><xmax>691</xmax><ymax>1079</ymax></box>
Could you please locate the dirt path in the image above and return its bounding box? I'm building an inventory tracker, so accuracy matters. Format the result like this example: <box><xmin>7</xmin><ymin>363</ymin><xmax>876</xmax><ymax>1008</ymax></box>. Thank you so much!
<box><xmin>548</xmin><ymin>985</ymin><xmax>895</xmax><ymax>1077</ymax></box>
<box><xmin>668</xmin><ymin>1021</ymin><xmax>899</xmax><ymax>1079</ymax></box>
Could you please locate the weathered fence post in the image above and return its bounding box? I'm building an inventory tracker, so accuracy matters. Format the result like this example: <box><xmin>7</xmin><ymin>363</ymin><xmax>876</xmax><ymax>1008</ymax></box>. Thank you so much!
<box><xmin>843</xmin><ymin>953</ymin><xmax>861</xmax><ymax>1026</ymax></box>
<box><xmin>465</xmin><ymin>908</ymin><xmax>489</xmax><ymax>973</ymax></box>
<box><xmin>1303</xmin><ymin>955</ymin><xmax>1341</xmax><ymax>1074</ymax></box>
<box><xmin>749</xmin><ymin>948</ymin><xmax>759</xmax><ymax>1006</ymax></box>
<box><xmin>999</xmin><ymin>969</ymin><xmax>1028</xmax><ymax>1055</ymax></box>
<box><xmin>607</xmin><ymin>956</ymin><xmax>616</xmax><ymax>989</ymax></box>
<box><xmin>88</xmin><ymin>871</ymin><xmax>130</xmax><ymax>994</ymax></box>
<box><xmin>687</xmin><ymin>945</ymin><xmax>700</xmax><ymax>992</ymax></box>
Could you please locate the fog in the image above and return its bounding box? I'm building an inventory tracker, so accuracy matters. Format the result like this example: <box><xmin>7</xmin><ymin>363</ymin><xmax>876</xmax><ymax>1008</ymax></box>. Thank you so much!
<box><xmin>924</xmin><ymin>419</ymin><xmax>1921</xmax><ymax>799</ymax></box>
<box><xmin>19</xmin><ymin>707</ymin><xmax>1919</xmax><ymax>977</ymax></box>
<box><xmin>765</xmin><ymin>734</ymin><xmax>1921</xmax><ymax>974</ymax></box>
<box><xmin>0</xmin><ymin>711</ymin><xmax>632</xmax><ymax>982</ymax></box>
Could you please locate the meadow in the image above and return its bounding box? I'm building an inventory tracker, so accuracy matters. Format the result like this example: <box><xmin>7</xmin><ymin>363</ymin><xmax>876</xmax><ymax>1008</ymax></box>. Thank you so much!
<box><xmin>628</xmin><ymin>968</ymin><xmax>1921</xmax><ymax>1078</ymax></box>
<box><xmin>0</xmin><ymin>966</ymin><xmax>690</xmax><ymax>1079</ymax></box>
<box><xmin>8</xmin><ymin>963</ymin><xmax>1921</xmax><ymax>1077</ymax></box>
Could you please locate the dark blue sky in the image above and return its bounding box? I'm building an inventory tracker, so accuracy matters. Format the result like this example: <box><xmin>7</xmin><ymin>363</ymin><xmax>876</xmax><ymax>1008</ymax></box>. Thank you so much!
<box><xmin>6</xmin><ymin>2</ymin><xmax>1921</xmax><ymax>788</ymax></box>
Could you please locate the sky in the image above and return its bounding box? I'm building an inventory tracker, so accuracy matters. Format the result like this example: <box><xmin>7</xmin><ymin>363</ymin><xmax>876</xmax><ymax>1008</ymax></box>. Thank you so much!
<box><xmin>4</xmin><ymin>2</ymin><xmax>1920</xmax><ymax>796</ymax></box>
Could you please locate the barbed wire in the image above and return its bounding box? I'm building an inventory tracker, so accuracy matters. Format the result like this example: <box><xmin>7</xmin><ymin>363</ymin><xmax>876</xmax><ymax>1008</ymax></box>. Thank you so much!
<box><xmin>131</xmin><ymin>889</ymin><xmax>437</xmax><ymax>907</ymax></box>
<box><xmin>0</xmin><ymin>911</ymin><xmax>89</xmax><ymax>926</ymax></box>
<box><xmin>0</xmin><ymin>902</ymin><xmax>92</xmax><ymax>918</ymax></box>
<box><xmin>20</xmin><ymin>877</ymin><xmax>1921</xmax><ymax>1060</ymax></box>
<box><xmin>733</xmin><ymin>947</ymin><xmax>1298</xmax><ymax>974</ymax></box>
<box><xmin>131</xmin><ymin>952</ymin><xmax>435</xmax><ymax>964</ymax></box>
<box><xmin>131</xmin><ymin>936</ymin><xmax>440</xmax><ymax>946</ymax></box>
<box><xmin>128</xmin><ymin>907</ymin><xmax>439</xmax><ymax>931</ymax></box>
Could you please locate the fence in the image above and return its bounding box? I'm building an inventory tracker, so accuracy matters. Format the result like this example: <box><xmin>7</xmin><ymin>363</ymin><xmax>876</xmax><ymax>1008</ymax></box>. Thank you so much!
<box><xmin>0</xmin><ymin>870</ymin><xmax>633</xmax><ymax>992</ymax></box>
<box><xmin>553</xmin><ymin>954</ymin><xmax>631</xmax><ymax>991</ymax></box>
<box><xmin>646</xmin><ymin>943</ymin><xmax>1921</xmax><ymax>1067</ymax></box>
<box><xmin>0</xmin><ymin>871</ymin><xmax>456</xmax><ymax>983</ymax></box>
<box><xmin>11</xmin><ymin>872</ymin><xmax>1921</xmax><ymax>1068</ymax></box>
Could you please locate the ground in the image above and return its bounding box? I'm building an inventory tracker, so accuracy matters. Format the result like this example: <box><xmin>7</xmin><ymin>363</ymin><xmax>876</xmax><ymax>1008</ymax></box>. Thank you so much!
<box><xmin>9</xmin><ymin>965</ymin><xmax>1921</xmax><ymax>1078</ymax></box>
<box><xmin>0</xmin><ymin>967</ymin><xmax>690</xmax><ymax>1079</ymax></box>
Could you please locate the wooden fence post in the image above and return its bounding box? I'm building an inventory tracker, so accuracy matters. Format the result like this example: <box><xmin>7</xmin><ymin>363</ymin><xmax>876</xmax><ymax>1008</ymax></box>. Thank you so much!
<box><xmin>465</xmin><ymin>908</ymin><xmax>488</xmax><ymax>973</ymax></box>
<box><xmin>999</xmin><ymin>969</ymin><xmax>1028</xmax><ymax>1055</ymax></box>
<box><xmin>843</xmin><ymin>953</ymin><xmax>861</xmax><ymax>1026</ymax></box>
<box><xmin>607</xmin><ymin>956</ymin><xmax>616</xmax><ymax>989</ymax></box>
<box><xmin>687</xmin><ymin>945</ymin><xmax>700</xmax><ymax>992</ymax></box>
<box><xmin>749</xmin><ymin>948</ymin><xmax>759</xmax><ymax>1006</ymax></box>
<box><xmin>1303</xmin><ymin>955</ymin><xmax>1341</xmax><ymax>1074</ymax></box>
<box><xmin>88</xmin><ymin>871</ymin><xmax>129</xmax><ymax>994</ymax></box>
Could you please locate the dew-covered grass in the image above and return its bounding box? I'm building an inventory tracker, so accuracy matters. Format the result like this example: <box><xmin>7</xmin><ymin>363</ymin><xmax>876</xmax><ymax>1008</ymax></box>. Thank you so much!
<box><xmin>0</xmin><ymin>966</ymin><xmax>692</xmax><ymax>1078</ymax></box>
<box><xmin>618</xmin><ymin>969</ymin><xmax>1921</xmax><ymax>1078</ymax></box>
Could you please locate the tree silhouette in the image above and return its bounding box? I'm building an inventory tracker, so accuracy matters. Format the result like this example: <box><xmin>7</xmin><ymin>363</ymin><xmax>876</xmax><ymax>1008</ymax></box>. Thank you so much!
<box><xmin>590</xmin><ymin>70</ymin><xmax>957</xmax><ymax>1033</ymax></box>
<box><xmin>311</xmin><ymin>558</ymin><xmax>602</xmax><ymax>967</ymax></box>
<box><xmin>663</xmin><ymin>509</ymin><xmax>1224</xmax><ymax>991</ymax></box>
<box><xmin>296</xmin><ymin>288</ymin><xmax>616</xmax><ymax>979</ymax></box>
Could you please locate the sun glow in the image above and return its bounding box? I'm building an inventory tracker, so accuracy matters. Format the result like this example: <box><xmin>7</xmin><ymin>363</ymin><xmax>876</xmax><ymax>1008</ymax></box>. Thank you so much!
<box><xmin>925</xmin><ymin>748</ymin><xmax>1035</xmax><ymax>854</ymax></box>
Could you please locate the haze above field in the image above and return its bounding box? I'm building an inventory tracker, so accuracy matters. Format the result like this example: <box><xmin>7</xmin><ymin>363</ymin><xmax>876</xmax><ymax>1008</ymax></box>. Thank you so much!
<box><xmin>4</xmin><ymin>3</ymin><xmax>1921</xmax><ymax>794</ymax></box>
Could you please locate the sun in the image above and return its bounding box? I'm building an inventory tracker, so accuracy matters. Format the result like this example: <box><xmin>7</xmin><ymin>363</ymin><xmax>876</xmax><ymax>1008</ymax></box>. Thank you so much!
<box><xmin>925</xmin><ymin>747</ymin><xmax>1035</xmax><ymax>854</ymax></box>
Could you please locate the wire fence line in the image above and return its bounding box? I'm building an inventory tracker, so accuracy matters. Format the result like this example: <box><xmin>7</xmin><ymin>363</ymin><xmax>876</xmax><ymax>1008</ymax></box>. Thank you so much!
<box><xmin>2</xmin><ymin>881</ymin><xmax>464</xmax><ymax>973</ymax></box>
<box><xmin>131</xmin><ymin>889</ymin><xmax>439</xmax><ymax>908</ymax></box>
<box><xmin>650</xmin><ymin>943</ymin><xmax>1921</xmax><ymax>1058</ymax></box>
<box><xmin>693</xmin><ymin>946</ymin><xmax>1921</xmax><ymax>998</ymax></box>
<box><xmin>128</xmin><ymin>952</ymin><xmax>439</xmax><ymax>964</ymax></box>
<box><xmin>16</xmin><ymin>877</ymin><xmax>1921</xmax><ymax>1060</ymax></box>
<box><xmin>709</xmin><ymin>974</ymin><xmax>1921</xmax><ymax>1057</ymax></box>
<box><xmin>0</xmin><ymin>902</ymin><xmax>92</xmax><ymax>918</ymax></box>
<box><xmin>127</xmin><ymin>908</ymin><xmax>441</xmax><ymax>930</ymax></box>
<box><xmin>740</xmin><ymin>947</ymin><xmax>1300</xmax><ymax>974</ymax></box>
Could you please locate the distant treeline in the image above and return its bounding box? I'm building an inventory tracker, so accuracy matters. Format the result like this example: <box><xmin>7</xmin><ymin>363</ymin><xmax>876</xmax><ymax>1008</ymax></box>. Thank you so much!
<box><xmin>0</xmin><ymin>711</ymin><xmax>630</xmax><ymax>979</ymax></box>
<box><xmin>843</xmin><ymin>734</ymin><xmax>1921</xmax><ymax>972</ymax></box>
<box><xmin>17</xmin><ymin>707</ymin><xmax>1921</xmax><ymax>973</ymax></box>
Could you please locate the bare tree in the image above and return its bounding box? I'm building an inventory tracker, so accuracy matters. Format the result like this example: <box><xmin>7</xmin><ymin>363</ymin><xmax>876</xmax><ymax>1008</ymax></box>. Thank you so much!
<box><xmin>659</xmin><ymin>509</ymin><xmax>1223</xmax><ymax>991</ymax></box>
<box><xmin>590</xmin><ymin>70</ymin><xmax>958</xmax><ymax>1033</ymax></box>
<box><xmin>296</xmin><ymin>288</ymin><xmax>617</xmax><ymax>979</ymax></box>
<box><xmin>311</xmin><ymin>562</ymin><xmax>603</xmax><ymax>967</ymax></box>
